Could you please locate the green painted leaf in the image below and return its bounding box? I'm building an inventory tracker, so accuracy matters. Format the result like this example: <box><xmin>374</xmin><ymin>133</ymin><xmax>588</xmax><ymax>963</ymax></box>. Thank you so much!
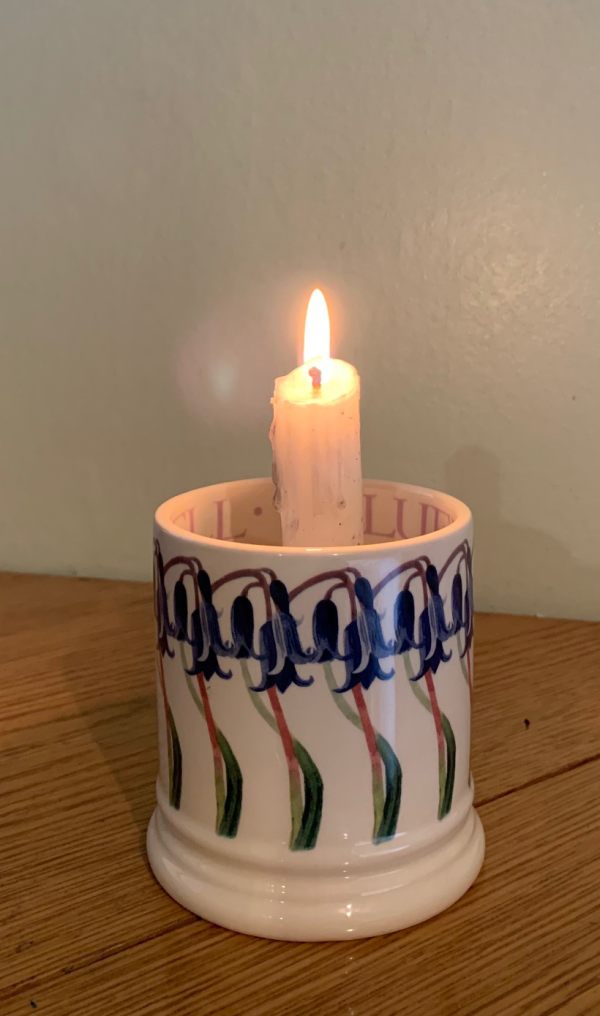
<box><xmin>439</xmin><ymin>714</ymin><xmax>456</xmax><ymax>819</ymax></box>
<box><xmin>291</xmin><ymin>739</ymin><xmax>324</xmax><ymax>851</ymax></box>
<box><xmin>167</xmin><ymin>709</ymin><xmax>183</xmax><ymax>810</ymax></box>
<box><xmin>374</xmin><ymin>734</ymin><xmax>402</xmax><ymax>842</ymax></box>
<box><xmin>216</xmin><ymin>729</ymin><xmax>243</xmax><ymax>837</ymax></box>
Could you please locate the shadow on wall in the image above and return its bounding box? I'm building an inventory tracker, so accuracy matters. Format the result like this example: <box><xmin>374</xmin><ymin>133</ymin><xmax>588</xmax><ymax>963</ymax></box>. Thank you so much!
<box><xmin>444</xmin><ymin>447</ymin><xmax>599</xmax><ymax>621</ymax></box>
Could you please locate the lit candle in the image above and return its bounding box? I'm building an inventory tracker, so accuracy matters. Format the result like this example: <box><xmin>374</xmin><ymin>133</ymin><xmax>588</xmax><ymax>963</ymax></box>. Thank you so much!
<box><xmin>270</xmin><ymin>288</ymin><xmax>363</xmax><ymax>547</ymax></box>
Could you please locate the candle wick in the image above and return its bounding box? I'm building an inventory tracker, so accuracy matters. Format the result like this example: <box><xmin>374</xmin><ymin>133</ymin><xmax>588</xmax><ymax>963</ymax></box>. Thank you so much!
<box><xmin>308</xmin><ymin>365</ymin><xmax>322</xmax><ymax>392</ymax></box>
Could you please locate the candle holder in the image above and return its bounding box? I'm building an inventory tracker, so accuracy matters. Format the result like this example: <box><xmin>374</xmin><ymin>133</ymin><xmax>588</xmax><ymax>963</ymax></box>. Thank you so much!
<box><xmin>147</xmin><ymin>478</ymin><xmax>484</xmax><ymax>940</ymax></box>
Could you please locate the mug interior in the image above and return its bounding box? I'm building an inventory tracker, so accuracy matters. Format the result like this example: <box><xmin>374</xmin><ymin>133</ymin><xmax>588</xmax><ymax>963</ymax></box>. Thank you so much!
<box><xmin>156</xmin><ymin>478</ymin><xmax>469</xmax><ymax>551</ymax></box>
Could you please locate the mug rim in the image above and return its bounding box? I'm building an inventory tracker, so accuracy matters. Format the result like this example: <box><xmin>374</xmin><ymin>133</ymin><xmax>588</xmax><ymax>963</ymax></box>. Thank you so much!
<box><xmin>154</xmin><ymin>477</ymin><xmax>471</xmax><ymax>557</ymax></box>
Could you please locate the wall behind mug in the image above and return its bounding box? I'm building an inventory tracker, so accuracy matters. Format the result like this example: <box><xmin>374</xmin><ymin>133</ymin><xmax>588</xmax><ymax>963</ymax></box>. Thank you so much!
<box><xmin>1</xmin><ymin>0</ymin><xmax>599</xmax><ymax>619</ymax></box>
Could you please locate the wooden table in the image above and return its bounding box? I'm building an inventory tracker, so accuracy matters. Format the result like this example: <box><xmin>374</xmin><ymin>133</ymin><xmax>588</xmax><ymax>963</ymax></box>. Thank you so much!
<box><xmin>2</xmin><ymin>573</ymin><xmax>599</xmax><ymax>1016</ymax></box>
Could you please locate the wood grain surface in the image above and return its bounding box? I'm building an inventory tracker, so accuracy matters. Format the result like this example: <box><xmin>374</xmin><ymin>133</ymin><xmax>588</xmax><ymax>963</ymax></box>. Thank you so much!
<box><xmin>1</xmin><ymin>572</ymin><xmax>599</xmax><ymax>1015</ymax></box>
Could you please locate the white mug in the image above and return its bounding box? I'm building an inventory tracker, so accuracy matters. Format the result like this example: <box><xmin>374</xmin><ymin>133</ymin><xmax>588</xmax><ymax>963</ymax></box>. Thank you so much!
<box><xmin>147</xmin><ymin>478</ymin><xmax>484</xmax><ymax>940</ymax></box>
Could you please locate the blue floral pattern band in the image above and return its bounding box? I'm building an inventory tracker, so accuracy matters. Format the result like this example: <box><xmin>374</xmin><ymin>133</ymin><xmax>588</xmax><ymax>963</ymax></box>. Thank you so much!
<box><xmin>154</xmin><ymin>539</ymin><xmax>473</xmax><ymax>849</ymax></box>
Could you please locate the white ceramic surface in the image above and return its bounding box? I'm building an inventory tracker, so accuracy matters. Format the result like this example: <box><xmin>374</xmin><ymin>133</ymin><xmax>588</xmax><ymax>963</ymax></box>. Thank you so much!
<box><xmin>147</xmin><ymin>478</ymin><xmax>485</xmax><ymax>940</ymax></box>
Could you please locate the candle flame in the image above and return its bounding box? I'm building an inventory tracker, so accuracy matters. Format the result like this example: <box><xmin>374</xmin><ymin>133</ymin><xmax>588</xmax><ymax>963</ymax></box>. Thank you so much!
<box><xmin>303</xmin><ymin>288</ymin><xmax>330</xmax><ymax>364</ymax></box>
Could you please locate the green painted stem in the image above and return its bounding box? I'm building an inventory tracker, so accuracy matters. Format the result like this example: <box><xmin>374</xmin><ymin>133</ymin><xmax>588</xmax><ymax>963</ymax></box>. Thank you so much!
<box><xmin>456</xmin><ymin>631</ymin><xmax>471</xmax><ymax>689</ymax></box>
<box><xmin>157</xmin><ymin>650</ymin><xmax>182</xmax><ymax>809</ymax></box>
<box><xmin>240</xmin><ymin>660</ymin><xmax>277</xmax><ymax>730</ymax></box>
<box><xmin>241</xmin><ymin>660</ymin><xmax>323</xmax><ymax>850</ymax></box>
<box><xmin>324</xmin><ymin>663</ymin><xmax>401</xmax><ymax>842</ymax></box>
<box><xmin>182</xmin><ymin>646</ymin><xmax>242</xmax><ymax>837</ymax></box>
<box><xmin>425</xmin><ymin>671</ymin><xmax>447</xmax><ymax>818</ymax></box>
<box><xmin>352</xmin><ymin>682</ymin><xmax>386</xmax><ymax>839</ymax></box>
<box><xmin>403</xmin><ymin>656</ymin><xmax>456</xmax><ymax>820</ymax></box>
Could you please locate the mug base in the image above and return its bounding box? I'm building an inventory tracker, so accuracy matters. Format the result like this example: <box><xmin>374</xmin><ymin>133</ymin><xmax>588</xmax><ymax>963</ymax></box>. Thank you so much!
<box><xmin>146</xmin><ymin>806</ymin><xmax>485</xmax><ymax>941</ymax></box>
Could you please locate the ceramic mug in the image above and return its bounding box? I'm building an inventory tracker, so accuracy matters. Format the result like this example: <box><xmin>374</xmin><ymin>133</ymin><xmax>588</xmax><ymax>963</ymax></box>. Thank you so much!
<box><xmin>147</xmin><ymin>478</ymin><xmax>485</xmax><ymax>940</ymax></box>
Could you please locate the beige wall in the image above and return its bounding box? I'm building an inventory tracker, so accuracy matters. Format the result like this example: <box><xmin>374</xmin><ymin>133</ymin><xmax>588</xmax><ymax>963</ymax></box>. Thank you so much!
<box><xmin>1</xmin><ymin>1</ymin><xmax>599</xmax><ymax>619</ymax></box>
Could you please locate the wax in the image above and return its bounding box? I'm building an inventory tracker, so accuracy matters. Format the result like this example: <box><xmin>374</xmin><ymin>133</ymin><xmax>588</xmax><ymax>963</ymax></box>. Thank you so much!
<box><xmin>270</xmin><ymin>356</ymin><xmax>363</xmax><ymax>546</ymax></box>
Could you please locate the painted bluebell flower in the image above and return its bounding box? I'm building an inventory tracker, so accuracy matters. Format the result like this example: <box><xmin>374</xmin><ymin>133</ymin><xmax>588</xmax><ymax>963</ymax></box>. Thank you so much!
<box><xmin>337</xmin><ymin>577</ymin><xmax>395</xmax><ymax>692</ymax></box>
<box><xmin>185</xmin><ymin>569</ymin><xmax>232</xmax><ymax>679</ymax></box>
<box><xmin>229</xmin><ymin>595</ymin><xmax>259</xmax><ymax>659</ymax></box>
<box><xmin>451</xmin><ymin>570</ymin><xmax>474</xmax><ymax>656</ymax></box>
<box><xmin>153</xmin><ymin>542</ymin><xmax>173</xmax><ymax>657</ymax></box>
<box><xmin>197</xmin><ymin>570</ymin><xmax>232</xmax><ymax>653</ymax></box>
<box><xmin>426</xmin><ymin>564</ymin><xmax>455</xmax><ymax>640</ymax></box>
<box><xmin>312</xmin><ymin>598</ymin><xmax>346</xmax><ymax>662</ymax></box>
<box><xmin>451</xmin><ymin>573</ymin><xmax>463</xmax><ymax>633</ymax></box>
<box><xmin>413</xmin><ymin>565</ymin><xmax>453</xmax><ymax>680</ymax></box>
<box><xmin>252</xmin><ymin>579</ymin><xmax>316</xmax><ymax>692</ymax></box>
<box><xmin>393</xmin><ymin>588</ymin><xmax>420</xmax><ymax>654</ymax></box>
<box><xmin>173</xmin><ymin>579</ymin><xmax>190</xmax><ymax>641</ymax></box>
